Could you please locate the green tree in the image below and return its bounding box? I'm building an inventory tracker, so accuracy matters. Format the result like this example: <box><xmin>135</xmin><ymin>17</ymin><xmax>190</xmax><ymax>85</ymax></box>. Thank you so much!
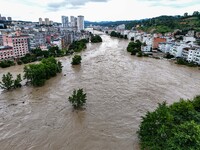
<box><xmin>0</xmin><ymin>72</ymin><xmax>14</xmax><ymax>90</ymax></box>
<box><xmin>13</xmin><ymin>74</ymin><xmax>22</xmax><ymax>88</ymax></box>
<box><xmin>91</xmin><ymin>35</ymin><xmax>103</xmax><ymax>43</ymax></box>
<box><xmin>68</xmin><ymin>89</ymin><xmax>87</xmax><ymax>109</ymax></box>
<box><xmin>23</xmin><ymin>57</ymin><xmax>62</xmax><ymax>87</ymax></box>
<box><xmin>138</xmin><ymin>97</ymin><xmax>200</xmax><ymax>150</ymax></box>
<box><xmin>71</xmin><ymin>55</ymin><xmax>82</xmax><ymax>65</ymax></box>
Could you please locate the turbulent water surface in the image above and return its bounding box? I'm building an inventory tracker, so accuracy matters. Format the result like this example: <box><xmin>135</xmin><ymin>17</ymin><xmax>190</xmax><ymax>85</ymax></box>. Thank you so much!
<box><xmin>1</xmin><ymin>32</ymin><xmax>200</xmax><ymax>150</ymax></box>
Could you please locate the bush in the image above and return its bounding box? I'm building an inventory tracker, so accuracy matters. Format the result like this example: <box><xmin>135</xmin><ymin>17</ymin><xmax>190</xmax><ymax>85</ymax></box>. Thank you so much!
<box><xmin>138</xmin><ymin>96</ymin><xmax>200</xmax><ymax>150</ymax></box>
<box><xmin>91</xmin><ymin>35</ymin><xmax>102</xmax><ymax>43</ymax></box>
<box><xmin>68</xmin><ymin>89</ymin><xmax>87</xmax><ymax>109</ymax></box>
<box><xmin>71</xmin><ymin>55</ymin><xmax>82</xmax><ymax>65</ymax></box>
<box><xmin>0</xmin><ymin>60</ymin><xmax>15</xmax><ymax>68</ymax></box>
<box><xmin>176</xmin><ymin>58</ymin><xmax>198</xmax><ymax>67</ymax></box>
<box><xmin>137</xmin><ymin>51</ymin><xmax>143</xmax><ymax>57</ymax></box>
<box><xmin>164</xmin><ymin>52</ymin><xmax>174</xmax><ymax>59</ymax></box>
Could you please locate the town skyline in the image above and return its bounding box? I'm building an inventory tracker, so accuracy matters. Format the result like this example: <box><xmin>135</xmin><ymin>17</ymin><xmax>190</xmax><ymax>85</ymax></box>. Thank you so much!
<box><xmin>1</xmin><ymin>0</ymin><xmax>200</xmax><ymax>22</ymax></box>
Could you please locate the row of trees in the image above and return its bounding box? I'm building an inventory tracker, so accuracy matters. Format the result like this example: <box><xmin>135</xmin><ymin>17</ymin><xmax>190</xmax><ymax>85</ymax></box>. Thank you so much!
<box><xmin>68</xmin><ymin>39</ymin><xmax>89</xmax><ymax>53</ymax></box>
<box><xmin>24</xmin><ymin>57</ymin><xmax>62</xmax><ymax>86</ymax></box>
<box><xmin>127</xmin><ymin>40</ymin><xmax>142</xmax><ymax>55</ymax></box>
<box><xmin>0</xmin><ymin>57</ymin><xmax>63</xmax><ymax>90</ymax></box>
<box><xmin>0</xmin><ymin>46</ymin><xmax>65</xmax><ymax>68</ymax></box>
<box><xmin>17</xmin><ymin>46</ymin><xmax>64</xmax><ymax>65</ymax></box>
<box><xmin>110</xmin><ymin>31</ymin><xmax>128</xmax><ymax>39</ymax></box>
<box><xmin>0</xmin><ymin>60</ymin><xmax>15</xmax><ymax>68</ymax></box>
<box><xmin>138</xmin><ymin>96</ymin><xmax>200</xmax><ymax>150</ymax></box>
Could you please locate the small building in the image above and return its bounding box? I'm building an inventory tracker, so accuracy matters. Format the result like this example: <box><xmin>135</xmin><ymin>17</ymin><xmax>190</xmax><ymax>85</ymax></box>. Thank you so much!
<box><xmin>153</xmin><ymin>37</ymin><xmax>166</xmax><ymax>49</ymax></box>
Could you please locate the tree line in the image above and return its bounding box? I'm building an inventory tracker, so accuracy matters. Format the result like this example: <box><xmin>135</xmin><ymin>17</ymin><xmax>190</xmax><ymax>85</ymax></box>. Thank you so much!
<box><xmin>0</xmin><ymin>57</ymin><xmax>62</xmax><ymax>89</ymax></box>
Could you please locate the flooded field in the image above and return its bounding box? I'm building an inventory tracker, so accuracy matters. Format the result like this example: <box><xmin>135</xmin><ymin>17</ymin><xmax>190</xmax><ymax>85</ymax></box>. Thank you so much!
<box><xmin>0</xmin><ymin>33</ymin><xmax>200</xmax><ymax>150</ymax></box>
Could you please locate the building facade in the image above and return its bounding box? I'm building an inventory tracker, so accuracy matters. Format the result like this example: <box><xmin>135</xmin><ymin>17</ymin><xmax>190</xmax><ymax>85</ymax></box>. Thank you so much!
<box><xmin>77</xmin><ymin>16</ymin><xmax>84</xmax><ymax>31</ymax></box>
<box><xmin>62</xmin><ymin>16</ymin><xmax>69</xmax><ymax>28</ymax></box>
<box><xmin>0</xmin><ymin>46</ymin><xmax>14</xmax><ymax>60</ymax></box>
<box><xmin>3</xmin><ymin>32</ymin><xmax>30</xmax><ymax>58</ymax></box>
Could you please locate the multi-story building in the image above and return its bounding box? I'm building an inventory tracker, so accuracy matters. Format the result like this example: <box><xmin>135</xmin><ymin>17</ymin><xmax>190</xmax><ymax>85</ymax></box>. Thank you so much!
<box><xmin>62</xmin><ymin>16</ymin><xmax>69</xmax><ymax>28</ymax></box>
<box><xmin>1</xmin><ymin>17</ymin><xmax>6</xmax><ymax>21</ymax></box>
<box><xmin>7</xmin><ymin>17</ymin><xmax>12</xmax><ymax>21</ymax></box>
<box><xmin>45</xmin><ymin>18</ymin><xmax>50</xmax><ymax>25</ymax></box>
<box><xmin>3</xmin><ymin>31</ymin><xmax>30</xmax><ymax>58</ymax></box>
<box><xmin>39</xmin><ymin>18</ymin><xmax>43</xmax><ymax>25</ymax></box>
<box><xmin>0</xmin><ymin>46</ymin><xmax>14</xmax><ymax>60</ymax></box>
<box><xmin>77</xmin><ymin>15</ymin><xmax>84</xmax><ymax>31</ymax></box>
<box><xmin>194</xmin><ymin>49</ymin><xmax>200</xmax><ymax>64</ymax></box>
<box><xmin>70</xmin><ymin>16</ymin><xmax>75</xmax><ymax>27</ymax></box>
<box><xmin>61</xmin><ymin>31</ymin><xmax>74</xmax><ymax>49</ymax></box>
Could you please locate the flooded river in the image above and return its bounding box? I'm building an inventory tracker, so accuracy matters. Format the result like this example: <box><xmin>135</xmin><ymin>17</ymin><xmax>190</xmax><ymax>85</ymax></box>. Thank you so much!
<box><xmin>0</xmin><ymin>32</ymin><xmax>200</xmax><ymax>150</ymax></box>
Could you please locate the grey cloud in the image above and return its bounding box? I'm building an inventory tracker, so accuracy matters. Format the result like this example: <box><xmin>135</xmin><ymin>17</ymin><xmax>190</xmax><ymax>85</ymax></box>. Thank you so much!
<box><xmin>47</xmin><ymin>0</ymin><xmax>110</xmax><ymax>11</ymax></box>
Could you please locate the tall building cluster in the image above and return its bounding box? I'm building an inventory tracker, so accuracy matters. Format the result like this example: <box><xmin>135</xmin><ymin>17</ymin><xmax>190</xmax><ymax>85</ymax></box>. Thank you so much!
<box><xmin>38</xmin><ymin>18</ymin><xmax>53</xmax><ymax>25</ymax></box>
<box><xmin>0</xmin><ymin>14</ymin><xmax>88</xmax><ymax>61</ymax></box>
<box><xmin>61</xmin><ymin>15</ymin><xmax>84</xmax><ymax>31</ymax></box>
<box><xmin>0</xmin><ymin>14</ymin><xmax>12</xmax><ymax>21</ymax></box>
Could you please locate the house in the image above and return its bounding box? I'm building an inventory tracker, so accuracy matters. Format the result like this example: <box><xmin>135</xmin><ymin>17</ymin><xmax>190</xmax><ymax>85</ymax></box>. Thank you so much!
<box><xmin>153</xmin><ymin>37</ymin><xmax>166</xmax><ymax>49</ymax></box>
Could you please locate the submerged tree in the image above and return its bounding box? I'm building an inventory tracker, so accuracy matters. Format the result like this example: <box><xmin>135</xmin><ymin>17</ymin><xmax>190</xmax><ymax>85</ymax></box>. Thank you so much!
<box><xmin>0</xmin><ymin>72</ymin><xmax>14</xmax><ymax>90</ymax></box>
<box><xmin>68</xmin><ymin>89</ymin><xmax>87</xmax><ymax>109</ymax></box>
<box><xmin>71</xmin><ymin>55</ymin><xmax>82</xmax><ymax>65</ymax></box>
<box><xmin>24</xmin><ymin>57</ymin><xmax>62</xmax><ymax>87</ymax></box>
<box><xmin>0</xmin><ymin>72</ymin><xmax>22</xmax><ymax>90</ymax></box>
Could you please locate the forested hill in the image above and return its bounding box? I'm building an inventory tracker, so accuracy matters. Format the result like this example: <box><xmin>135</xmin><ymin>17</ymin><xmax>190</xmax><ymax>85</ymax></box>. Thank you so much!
<box><xmin>126</xmin><ymin>11</ymin><xmax>200</xmax><ymax>34</ymax></box>
<box><xmin>86</xmin><ymin>11</ymin><xmax>200</xmax><ymax>34</ymax></box>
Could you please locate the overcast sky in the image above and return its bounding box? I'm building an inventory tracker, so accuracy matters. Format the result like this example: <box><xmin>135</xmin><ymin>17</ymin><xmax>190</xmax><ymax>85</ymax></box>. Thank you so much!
<box><xmin>1</xmin><ymin>0</ymin><xmax>200</xmax><ymax>22</ymax></box>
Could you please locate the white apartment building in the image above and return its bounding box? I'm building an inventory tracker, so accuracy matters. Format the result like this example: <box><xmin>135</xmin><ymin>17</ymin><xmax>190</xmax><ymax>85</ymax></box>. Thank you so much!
<box><xmin>77</xmin><ymin>15</ymin><xmax>84</xmax><ymax>31</ymax></box>
<box><xmin>158</xmin><ymin>42</ymin><xmax>174</xmax><ymax>53</ymax></box>
<box><xmin>170</xmin><ymin>44</ymin><xmax>185</xmax><ymax>57</ymax></box>
<box><xmin>193</xmin><ymin>49</ymin><xmax>200</xmax><ymax>64</ymax></box>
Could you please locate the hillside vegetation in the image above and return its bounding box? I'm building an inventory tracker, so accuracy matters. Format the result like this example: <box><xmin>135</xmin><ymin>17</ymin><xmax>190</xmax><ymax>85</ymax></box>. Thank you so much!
<box><xmin>126</xmin><ymin>11</ymin><xmax>200</xmax><ymax>34</ymax></box>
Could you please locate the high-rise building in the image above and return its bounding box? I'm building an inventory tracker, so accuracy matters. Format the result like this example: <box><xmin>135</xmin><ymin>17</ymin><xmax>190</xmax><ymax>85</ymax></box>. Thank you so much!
<box><xmin>61</xmin><ymin>16</ymin><xmax>69</xmax><ymax>28</ymax></box>
<box><xmin>7</xmin><ymin>17</ymin><xmax>12</xmax><ymax>21</ymax></box>
<box><xmin>77</xmin><ymin>16</ymin><xmax>84</xmax><ymax>31</ymax></box>
<box><xmin>39</xmin><ymin>18</ymin><xmax>43</xmax><ymax>25</ymax></box>
<box><xmin>1</xmin><ymin>17</ymin><xmax>6</xmax><ymax>21</ymax></box>
<box><xmin>70</xmin><ymin>16</ymin><xmax>75</xmax><ymax>27</ymax></box>
<box><xmin>45</xmin><ymin>18</ymin><xmax>50</xmax><ymax>25</ymax></box>
<box><xmin>0</xmin><ymin>14</ymin><xmax>2</xmax><ymax>20</ymax></box>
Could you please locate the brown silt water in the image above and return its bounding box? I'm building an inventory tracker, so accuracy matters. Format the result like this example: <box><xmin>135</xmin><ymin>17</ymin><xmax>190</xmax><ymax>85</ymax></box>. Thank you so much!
<box><xmin>0</xmin><ymin>32</ymin><xmax>200</xmax><ymax>150</ymax></box>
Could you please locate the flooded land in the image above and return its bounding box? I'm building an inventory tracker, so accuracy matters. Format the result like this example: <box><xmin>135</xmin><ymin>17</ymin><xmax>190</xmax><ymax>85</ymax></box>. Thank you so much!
<box><xmin>0</xmin><ymin>33</ymin><xmax>200</xmax><ymax>150</ymax></box>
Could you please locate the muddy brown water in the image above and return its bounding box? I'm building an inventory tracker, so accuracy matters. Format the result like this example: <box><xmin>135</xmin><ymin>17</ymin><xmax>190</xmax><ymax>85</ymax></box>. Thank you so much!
<box><xmin>0</xmin><ymin>32</ymin><xmax>200</xmax><ymax>150</ymax></box>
